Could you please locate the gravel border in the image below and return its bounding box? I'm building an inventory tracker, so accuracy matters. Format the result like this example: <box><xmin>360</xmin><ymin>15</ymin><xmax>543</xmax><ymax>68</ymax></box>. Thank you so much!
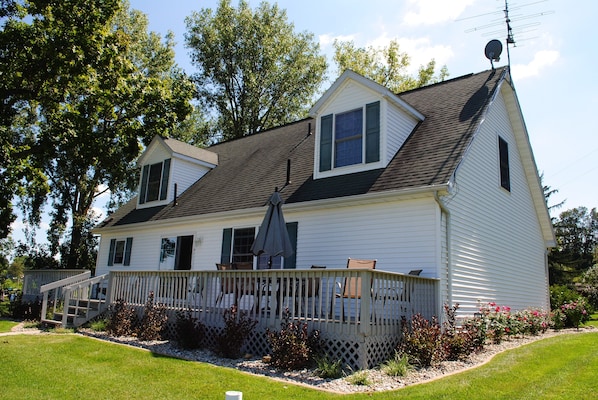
<box><xmin>72</xmin><ymin>326</ymin><xmax>595</xmax><ymax>394</ymax></box>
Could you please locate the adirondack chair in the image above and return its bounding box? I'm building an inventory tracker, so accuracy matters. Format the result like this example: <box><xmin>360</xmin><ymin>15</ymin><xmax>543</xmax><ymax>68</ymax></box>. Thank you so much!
<box><xmin>333</xmin><ymin>258</ymin><xmax>376</xmax><ymax>319</ymax></box>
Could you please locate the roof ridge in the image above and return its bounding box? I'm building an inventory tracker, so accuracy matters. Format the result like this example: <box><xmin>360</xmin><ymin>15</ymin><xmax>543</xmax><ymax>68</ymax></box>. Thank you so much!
<box><xmin>397</xmin><ymin>67</ymin><xmax>506</xmax><ymax>96</ymax></box>
<box><xmin>209</xmin><ymin>117</ymin><xmax>313</xmax><ymax>148</ymax></box>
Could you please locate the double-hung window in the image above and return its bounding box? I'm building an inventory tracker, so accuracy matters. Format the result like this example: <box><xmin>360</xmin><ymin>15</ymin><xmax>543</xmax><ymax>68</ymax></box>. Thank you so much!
<box><xmin>139</xmin><ymin>159</ymin><xmax>171</xmax><ymax>204</ymax></box>
<box><xmin>107</xmin><ymin>237</ymin><xmax>133</xmax><ymax>266</ymax></box>
<box><xmin>319</xmin><ymin>101</ymin><xmax>380</xmax><ymax>172</ymax></box>
<box><xmin>335</xmin><ymin>109</ymin><xmax>363</xmax><ymax>167</ymax></box>
<box><xmin>220</xmin><ymin>222</ymin><xmax>298</xmax><ymax>269</ymax></box>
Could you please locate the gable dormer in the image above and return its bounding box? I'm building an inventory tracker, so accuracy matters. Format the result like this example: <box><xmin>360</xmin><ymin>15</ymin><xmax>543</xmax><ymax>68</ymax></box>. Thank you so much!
<box><xmin>310</xmin><ymin>70</ymin><xmax>424</xmax><ymax>179</ymax></box>
<box><xmin>137</xmin><ymin>136</ymin><xmax>218</xmax><ymax>209</ymax></box>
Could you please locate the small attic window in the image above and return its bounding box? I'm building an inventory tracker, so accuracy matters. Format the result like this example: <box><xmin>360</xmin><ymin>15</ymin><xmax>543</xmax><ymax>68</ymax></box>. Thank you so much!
<box><xmin>498</xmin><ymin>136</ymin><xmax>510</xmax><ymax>192</ymax></box>
<box><xmin>139</xmin><ymin>158</ymin><xmax>171</xmax><ymax>204</ymax></box>
<box><xmin>319</xmin><ymin>101</ymin><xmax>380</xmax><ymax>172</ymax></box>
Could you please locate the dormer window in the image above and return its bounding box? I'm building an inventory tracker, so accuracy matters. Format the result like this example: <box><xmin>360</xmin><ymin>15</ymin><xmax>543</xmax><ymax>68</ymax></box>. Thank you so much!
<box><xmin>319</xmin><ymin>101</ymin><xmax>380</xmax><ymax>172</ymax></box>
<box><xmin>139</xmin><ymin>159</ymin><xmax>170</xmax><ymax>204</ymax></box>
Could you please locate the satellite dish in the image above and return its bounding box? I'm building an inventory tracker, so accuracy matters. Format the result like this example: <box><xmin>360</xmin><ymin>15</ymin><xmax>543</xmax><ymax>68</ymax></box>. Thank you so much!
<box><xmin>484</xmin><ymin>39</ymin><xmax>503</xmax><ymax>69</ymax></box>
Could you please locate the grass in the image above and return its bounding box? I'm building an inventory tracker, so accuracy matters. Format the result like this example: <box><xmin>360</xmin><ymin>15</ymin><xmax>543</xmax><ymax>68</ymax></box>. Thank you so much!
<box><xmin>0</xmin><ymin>319</ymin><xmax>19</xmax><ymax>333</ymax></box>
<box><xmin>0</xmin><ymin>331</ymin><xmax>596</xmax><ymax>399</ymax></box>
<box><xmin>585</xmin><ymin>312</ymin><xmax>598</xmax><ymax>328</ymax></box>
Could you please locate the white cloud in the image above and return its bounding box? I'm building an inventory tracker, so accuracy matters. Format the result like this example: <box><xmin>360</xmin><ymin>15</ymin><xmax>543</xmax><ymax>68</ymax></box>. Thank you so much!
<box><xmin>318</xmin><ymin>33</ymin><xmax>356</xmax><ymax>49</ymax></box>
<box><xmin>365</xmin><ymin>34</ymin><xmax>454</xmax><ymax>74</ymax></box>
<box><xmin>403</xmin><ymin>0</ymin><xmax>476</xmax><ymax>26</ymax></box>
<box><xmin>511</xmin><ymin>50</ymin><xmax>559</xmax><ymax>80</ymax></box>
<box><xmin>91</xmin><ymin>206</ymin><xmax>106</xmax><ymax>221</ymax></box>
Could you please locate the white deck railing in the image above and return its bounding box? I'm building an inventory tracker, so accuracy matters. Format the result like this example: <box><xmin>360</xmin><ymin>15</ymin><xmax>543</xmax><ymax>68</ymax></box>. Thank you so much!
<box><xmin>110</xmin><ymin>269</ymin><xmax>439</xmax><ymax>338</ymax></box>
<box><xmin>40</xmin><ymin>272</ymin><xmax>111</xmax><ymax>328</ymax></box>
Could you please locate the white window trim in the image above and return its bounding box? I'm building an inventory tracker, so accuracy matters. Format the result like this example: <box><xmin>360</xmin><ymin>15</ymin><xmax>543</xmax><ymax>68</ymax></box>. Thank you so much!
<box><xmin>314</xmin><ymin>105</ymin><xmax>385</xmax><ymax>180</ymax></box>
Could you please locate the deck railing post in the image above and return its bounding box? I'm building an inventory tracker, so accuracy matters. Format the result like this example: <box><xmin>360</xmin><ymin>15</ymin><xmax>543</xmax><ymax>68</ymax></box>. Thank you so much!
<box><xmin>62</xmin><ymin>288</ymin><xmax>71</xmax><ymax>328</ymax></box>
<box><xmin>40</xmin><ymin>290</ymin><xmax>49</xmax><ymax>322</ymax></box>
<box><xmin>106</xmin><ymin>272</ymin><xmax>114</xmax><ymax>307</ymax></box>
<box><xmin>359</xmin><ymin>270</ymin><xmax>372</xmax><ymax>336</ymax></box>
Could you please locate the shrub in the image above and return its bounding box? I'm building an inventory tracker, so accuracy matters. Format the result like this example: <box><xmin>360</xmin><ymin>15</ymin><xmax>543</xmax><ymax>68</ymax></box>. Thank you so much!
<box><xmin>215</xmin><ymin>305</ymin><xmax>257</xmax><ymax>358</ymax></box>
<box><xmin>550</xmin><ymin>284</ymin><xmax>581</xmax><ymax>310</ymax></box>
<box><xmin>554</xmin><ymin>298</ymin><xmax>590</xmax><ymax>329</ymax></box>
<box><xmin>381</xmin><ymin>352</ymin><xmax>412</xmax><ymax>377</ymax></box>
<box><xmin>515</xmin><ymin>309</ymin><xmax>551</xmax><ymax>335</ymax></box>
<box><xmin>478</xmin><ymin>302</ymin><xmax>515</xmax><ymax>343</ymax></box>
<box><xmin>175</xmin><ymin>309</ymin><xmax>205</xmax><ymax>349</ymax></box>
<box><xmin>458</xmin><ymin>315</ymin><xmax>488</xmax><ymax>353</ymax></box>
<box><xmin>399</xmin><ymin>314</ymin><xmax>443</xmax><ymax>367</ymax></box>
<box><xmin>106</xmin><ymin>298</ymin><xmax>137</xmax><ymax>337</ymax></box>
<box><xmin>442</xmin><ymin>303</ymin><xmax>486</xmax><ymax>360</ymax></box>
<box><xmin>9</xmin><ymin>294</ymin><xmax>42</xmax><ymax>320</ymax></box>
<box><xmin>137</xmin><ymin>291</ymin><xmax>168</xmax><ymax>341</ymax></box>
<box><xmin>315</xmin><ymin>355</ymin><xmax>343</xmax><ymax>379</ymax></box>
<box><xmin>581</xmin><ymin>265</ymin><xmax>598</xmax><ymax>309</ymax></box>
<box><xmin>266</xmin><ymin>310</ymin><xmax>322</xmax><ymax>370</ymax></box>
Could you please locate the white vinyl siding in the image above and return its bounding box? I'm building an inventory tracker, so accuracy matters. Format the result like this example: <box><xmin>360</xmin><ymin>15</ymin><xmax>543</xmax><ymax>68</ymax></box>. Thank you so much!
<box><xmin>96</xmin><ymin>196</ymin><xmax>440</xmax><ymax>278</ymax></box>
<box><xmin>170</xmin><ymin>157</ymin><xmax>211</xmax><ymax>198</ymax></box>
<box><xmin>445</xmin><ymin>90</ymin><xmax>549</xmax><ymax>314</ymax></box>
<box><xmin>386</xmin><ymin>103</ymin><xmax>419</xmax><ymax>163</ymax></box>
<box><xmin>291</xmin><ymin>198</ymin><xmax>438</xmax><ymax>272</ymax></box>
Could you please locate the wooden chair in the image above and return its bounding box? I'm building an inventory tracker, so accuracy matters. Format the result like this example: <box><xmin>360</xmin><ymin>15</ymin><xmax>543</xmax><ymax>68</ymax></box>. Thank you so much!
<box><xmin>334</xmin><ymin>258</ymin><xmax>376</xmax><ymax>319</ymax></box>
<box><xmin>215</xmin><ymin>263</ymin><xmax>236</xmax><ymax>306</ymax></box>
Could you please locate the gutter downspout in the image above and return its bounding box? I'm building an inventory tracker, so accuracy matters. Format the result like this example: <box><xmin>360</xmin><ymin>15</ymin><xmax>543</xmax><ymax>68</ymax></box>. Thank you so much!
<box><xmin>434</xmin><ymin>191</ymin><xmax>452</xmax><ymax>310</ymax></box>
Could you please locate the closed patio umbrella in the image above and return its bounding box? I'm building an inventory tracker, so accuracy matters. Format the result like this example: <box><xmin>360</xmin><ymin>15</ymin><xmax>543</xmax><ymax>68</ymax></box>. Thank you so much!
<box><xmin>251</xmin><ymin>190</ymin><xmax>294</xmax><ymax>263</ymax></box>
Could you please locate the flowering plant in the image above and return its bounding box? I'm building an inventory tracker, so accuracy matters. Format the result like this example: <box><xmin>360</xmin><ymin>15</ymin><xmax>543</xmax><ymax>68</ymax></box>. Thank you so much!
<box><xmin>556</xmin><ymin>299</ymin><xmax>589</xmax><ymax>329</ymax></box>
<box><xmin>477</xmin><ymin>302</ymin><xmax>551</xmax><ymax>342</ymax></box>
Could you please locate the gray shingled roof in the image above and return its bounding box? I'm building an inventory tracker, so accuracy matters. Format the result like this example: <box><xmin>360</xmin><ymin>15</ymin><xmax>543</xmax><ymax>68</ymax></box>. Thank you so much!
<box><xmin>104</xmin><ymin>68</ymin><xmax>507</xmax><ymax>228</ymax></box>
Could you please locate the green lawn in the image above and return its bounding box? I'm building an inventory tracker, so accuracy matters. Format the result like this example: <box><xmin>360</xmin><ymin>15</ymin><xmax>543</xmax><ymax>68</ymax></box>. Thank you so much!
<box><xmin>0</xmin><ymin>331</ymin><xmax>596</xmax><ymax>399</ymax></box>
<box><xmin>0</xmin><ymin>319</ymin><xmax>19</xmax><ymax>333</ymax></box>
<box><xmin>586</xmin><ymin>312</ymin><xmax>598</xmax><ymax>328</ymax></box>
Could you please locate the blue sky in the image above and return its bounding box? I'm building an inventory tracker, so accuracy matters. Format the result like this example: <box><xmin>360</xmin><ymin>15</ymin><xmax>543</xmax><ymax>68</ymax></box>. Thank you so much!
<box><xmin>10</xmin><ymin>0</ymin><xmax>598</xmax><ymax>244</ymax></box>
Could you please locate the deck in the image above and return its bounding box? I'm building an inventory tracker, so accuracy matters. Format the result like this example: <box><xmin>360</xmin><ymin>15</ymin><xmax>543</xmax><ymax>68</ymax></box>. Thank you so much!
<box><xmin>33</xmin><ymin>269</ymin><xmax>439</xmax><ymax>369</ymax></box>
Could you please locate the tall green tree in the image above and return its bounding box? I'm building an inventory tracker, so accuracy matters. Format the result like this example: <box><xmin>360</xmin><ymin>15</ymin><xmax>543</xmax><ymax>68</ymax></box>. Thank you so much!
<box><xmin>1</xmin><ymin>0</ymin><xmax>195</xmax><ymax>269</ymax></box>
<box><xmin>549</xmin><ymin>207</ymin><xmax>598</xmax><ymax>284</ymax></box>
<box><xmin>185</xmin><ymin>0</ymin><xmax>327</xmax><ymax>141</ymax></box>
<box><xmin>333</xmin><ymin>39</ymin><xmax>449</xmax><ymax>93</ymax></box>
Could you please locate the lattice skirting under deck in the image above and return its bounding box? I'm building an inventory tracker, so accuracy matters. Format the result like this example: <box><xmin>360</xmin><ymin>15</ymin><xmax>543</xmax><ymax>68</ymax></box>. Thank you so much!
<box><xmin>152</xmin><ymin>308</ymin><xmax>402</xmax><ymax>370</ymax></box>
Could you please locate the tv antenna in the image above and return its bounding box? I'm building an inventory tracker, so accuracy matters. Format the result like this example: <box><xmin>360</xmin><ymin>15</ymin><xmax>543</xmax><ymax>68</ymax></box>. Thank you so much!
<box><xmin>458</xmin><ymin>0</ymin><xmax>554</xmax><ymax>69</ymax></box>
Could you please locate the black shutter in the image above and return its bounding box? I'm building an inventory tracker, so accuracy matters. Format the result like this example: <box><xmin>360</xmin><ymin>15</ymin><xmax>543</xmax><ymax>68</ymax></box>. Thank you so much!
<box><xmin>139</xmin><ymin>165</ymin><xmax>149</xmax><ymax>204</ymax></box>
<box><xmin>108</xmin><ymin>239</ymin><xmax>116</xmax><ymax>266</ymax></box>
<box><xmin>319</xmin><ymin>114</ymin><xmax>333</xmax><ymax>172</ymax></box>
<box><xmin>365</xmin><ymin>101</ymin><xmax>380</xmax><ymax>163</ymax></box>
<box><xmin>284</xmin><ymin>222</ymin><xmax>298</xmax><ymax>269</ymax></box>
<box><xmin>123</xmin><ymin>237</ymin><xmax>133</xmax><ymax>266</ymax></box>
<box><xmin>220</xmin><ymin>228</ymin><xmax>233</xmax><ymax>264</ymax></box>
<box><xmin>159</xmin><ymin>158</ymin><xmax>171</xmax><ymax>201</ymax></box>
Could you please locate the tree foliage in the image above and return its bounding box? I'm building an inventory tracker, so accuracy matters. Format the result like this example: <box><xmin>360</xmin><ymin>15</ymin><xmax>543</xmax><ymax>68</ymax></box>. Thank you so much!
<box><xmin>333</xmin><ymin>39</ymin><xmax>449</xmax><ymax>93</ymax></box>
<box><xmin>0</xmin><ymin>0</ymin><xmax>195</xmax><ymax>268</ymax></box>
<box><xmin>549</xmin><ymin>207</ymin><xmax>598</xmax><ymax>284</ymax></box>
<box><xmin>185</xmin><ymin>0</ymin><xmax>327</xmax><ymax>140</ymax></box>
